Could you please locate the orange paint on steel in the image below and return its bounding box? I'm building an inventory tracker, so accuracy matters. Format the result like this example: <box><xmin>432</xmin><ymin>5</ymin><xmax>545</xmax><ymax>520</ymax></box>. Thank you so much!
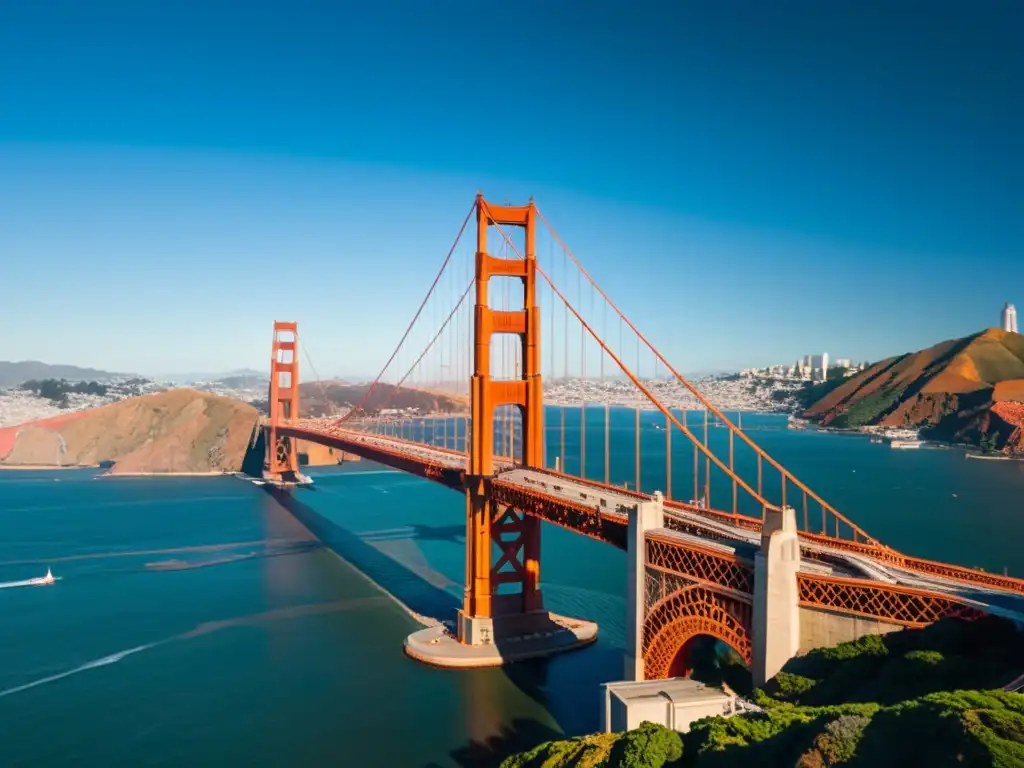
<box><xmin>288</xmin><ymin>423</ymin><xmax>1024</xmax><ymax>594</ymax></box>
<box><xmin>692</xmin><ymin>435</ymin><xmax>699</xmax><ymax>502</ymax></box>
<box><xmin>604</xmin><ymin>404</ymin><xmax>611</xmax><ymax>484</ymax></box>
<box><xmin>730</xmin><ymin>425</ymin><xmax>737</xmax><ymax>514</ymax></box>
<box><xmin>665</xmin><ymin>410</ymin><xmax>672</xmax><ymax>500</ymax></box>
<box><xmin>580</xmin><ymin>323</ymin><xmax>587</xmax><ymax>481</ymax></box>
<box><xmin>535</xmin><ymin>206</ymin><xmax>878</xmax><ymax>546</ymax></box>
<box><xmin>482</xmin><ymin>209</ymin><xmax>766</xmax><ymax>512</ymax></box>
<box><xmin>560</xmin><ymin>406</ymin><xmax>566</xmax><ymax>471</ymax></box>
<box><xmin>703</xmin><ymin>409</ymin><xmax>710</xmax><ymax>509</ymax></box>
<box><xmin>266</xmin><ymin>321</ymin><xmax>300</xmax><ymax>479</ymax></box>
<box><xmin>634</xmin><ymin>406</ymin><xmax>641</xmax><ymax>492</ymax></box>
<box><xmin>464</xmin><ymin>195</ymin><xmax>544</xmax><ymax>623</ymax></box>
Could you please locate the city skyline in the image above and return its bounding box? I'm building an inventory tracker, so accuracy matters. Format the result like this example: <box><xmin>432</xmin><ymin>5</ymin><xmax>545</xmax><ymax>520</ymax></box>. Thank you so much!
<box><xmin>1</xmin><ymin>2</ymin><xmax>1020</xmax><ymax>376</ymax></box>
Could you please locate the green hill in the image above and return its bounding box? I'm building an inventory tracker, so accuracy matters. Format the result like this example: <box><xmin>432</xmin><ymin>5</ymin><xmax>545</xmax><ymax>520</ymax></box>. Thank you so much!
<box><xmin>500</xmin><ymin>617</ymin><xmax>1024</xmax><ymax>767</ymax></box>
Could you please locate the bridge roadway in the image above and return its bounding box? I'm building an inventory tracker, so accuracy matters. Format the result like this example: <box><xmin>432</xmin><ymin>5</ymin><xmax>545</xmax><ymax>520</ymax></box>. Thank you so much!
<box><xmin>285</xmin><ymin>422</ymin><xmax>1024</xmax><ymax>624</ymax></box>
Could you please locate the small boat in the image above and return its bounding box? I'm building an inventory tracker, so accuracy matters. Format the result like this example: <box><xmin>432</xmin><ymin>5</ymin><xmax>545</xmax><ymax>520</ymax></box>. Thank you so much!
<box><xmin>26</xmin><ymin>568</ymin><xmax>57</xmax><ymax>586</ymax></box>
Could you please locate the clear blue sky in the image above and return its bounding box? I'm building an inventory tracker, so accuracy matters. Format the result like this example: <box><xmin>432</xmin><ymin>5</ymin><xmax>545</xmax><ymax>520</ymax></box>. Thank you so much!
<box><xmin>1</xmin><ymin>1</ymin><xmax>1020</xmax><ymax>378</ymax></box>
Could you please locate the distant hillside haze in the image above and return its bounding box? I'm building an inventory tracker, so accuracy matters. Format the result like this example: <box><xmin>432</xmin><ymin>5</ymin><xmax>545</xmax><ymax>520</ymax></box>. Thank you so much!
<box><xmin>0</xmin><ymin>360</ymin><xmax>127</xmax><ymax>387</ymax></box>
<box><xmin>155</xmin><ymin>368</ymin><xmax>265</xmax><ymax>384</ymax></box>
<box><xmin>802</xmin><ymin>328</ymin><xmax>1024</xmax><ymax>453</ymax></box>
<box><xmin>295</xmin><ymin>380</ymin><xmax>468</xmax><ymax>418</ymax></box>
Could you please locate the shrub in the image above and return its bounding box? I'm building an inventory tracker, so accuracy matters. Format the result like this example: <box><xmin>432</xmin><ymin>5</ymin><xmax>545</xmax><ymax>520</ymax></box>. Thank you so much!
<box><xmin>609</xmin><ymin>721</ymin><xmax>682</xmax><ymax>768</ymax></box>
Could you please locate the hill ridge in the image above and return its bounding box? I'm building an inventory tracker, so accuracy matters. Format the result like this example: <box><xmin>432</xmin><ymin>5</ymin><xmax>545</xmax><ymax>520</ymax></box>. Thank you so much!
<box><xmin>0</xmin><ymin>388</ymin><xmax>258</xmax><ymax>473</ymax></box>
<box><xmin>802</xmin><ymin>328</ymin><xmax>1024</xmax><ymax>453</ymax></box>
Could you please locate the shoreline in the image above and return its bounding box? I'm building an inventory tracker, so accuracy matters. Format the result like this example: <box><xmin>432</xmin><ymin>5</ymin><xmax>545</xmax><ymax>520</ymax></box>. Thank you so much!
<box><xmin>96</xmin><ymin>470</ymin><xmax>230</xmax><ymax>478</ymax></box>
<box><xmin>0</xmin><ymin>463</ymin><xmax>99</xmax><ymax>471</ymax></box>
<box><xmin>801</xmin><ymin>421</ymin><xmax>1022</xmax><ymax>460</ymax></box>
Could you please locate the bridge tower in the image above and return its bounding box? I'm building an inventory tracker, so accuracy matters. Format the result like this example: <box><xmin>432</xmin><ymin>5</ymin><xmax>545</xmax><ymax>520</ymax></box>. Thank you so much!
<box><xmin>458</xmin><ymin>194</ymin><xmax>546</xmax><ymax>645</ymax></box>
<box><xmin>265</xmin><ymin>321</ymin><xmax>301</xmax><ymax>482</ymax></box>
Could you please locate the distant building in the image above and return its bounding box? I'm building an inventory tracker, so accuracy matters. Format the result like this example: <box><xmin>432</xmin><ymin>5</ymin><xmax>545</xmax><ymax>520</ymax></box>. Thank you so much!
<box><xmin>833</xmin><ymin>358</ymin><xmax>852</xmax><ymax>369</ymax></box>
<box><xmin>1002</xmin><ymin>302</ymin><xmax>1018</xmax><ymax>334</ymax></box>
<box><xmin>804</xmin><ymin>353</ymin><xmax>829</xmax><ymax>382</ymax></box>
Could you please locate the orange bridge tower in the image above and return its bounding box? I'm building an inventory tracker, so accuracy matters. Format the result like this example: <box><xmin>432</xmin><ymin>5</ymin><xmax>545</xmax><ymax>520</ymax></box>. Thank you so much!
<box><xmin>458</xmin><ymin>195</ymin><xmax>547</xmax><ymax>644</ymax></box>
<box><xmin>265</xmin><ymin>321</ymin><xmax>301</xmax><ymax>482</ymax></box>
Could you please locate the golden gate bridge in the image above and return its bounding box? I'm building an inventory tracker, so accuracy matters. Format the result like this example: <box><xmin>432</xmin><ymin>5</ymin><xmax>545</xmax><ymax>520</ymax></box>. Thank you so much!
<box><xmin>260</xmin><ymin>194</ymin><xmax>1024</xmax><ymax>684</ymax></box>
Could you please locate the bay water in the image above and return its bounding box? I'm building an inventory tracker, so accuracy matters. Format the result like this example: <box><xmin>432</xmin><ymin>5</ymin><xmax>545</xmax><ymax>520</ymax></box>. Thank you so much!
<box><xmin>0</xmin><ymin>411</ymin><xmax>1020</xmax><ymax>766</ymax></box>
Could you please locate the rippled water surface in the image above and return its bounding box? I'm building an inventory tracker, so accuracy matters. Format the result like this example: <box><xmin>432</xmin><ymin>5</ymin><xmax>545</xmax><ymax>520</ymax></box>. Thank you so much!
<box><xmin>0</xmin><ymin>412</ymin><xmax>1020</xmax><ymax>765</ymax></box>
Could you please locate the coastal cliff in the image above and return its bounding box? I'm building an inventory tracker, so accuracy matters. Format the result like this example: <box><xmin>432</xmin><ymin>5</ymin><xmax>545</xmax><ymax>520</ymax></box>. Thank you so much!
<box><xmin>802</xmin><ymin>328</ymin><xmax>1024</xmax><ymax>454</ymax></box>
<box><xmin>0</xmin><ymin>389</ymin><xmax>258</xmax><ymax>473</ymax></box>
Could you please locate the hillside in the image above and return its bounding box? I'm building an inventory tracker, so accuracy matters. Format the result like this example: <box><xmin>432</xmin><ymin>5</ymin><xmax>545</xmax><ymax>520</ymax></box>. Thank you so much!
<box><xmin>294</xmin><ymin>380</ymin><xmax>469</xmax><ymax>418</ymax></box>
<box><xmin>502</xmin><ymin>617</ymin><xmax>1024</xmax><ymax>767</ymax></box>
<box><xmin>0</xmin><ymin>360</ymin><xmax>125</xmax><ymax>387</ymax></box>
<box><xmin>802</xmin><ymin>328</ymin><xmax>1024</xmax><ymax>453</ymax></box>
<box><xmin>0</xmin><ymin>389</ymin><xmax>258</xmax><ymax>474</ymax></box>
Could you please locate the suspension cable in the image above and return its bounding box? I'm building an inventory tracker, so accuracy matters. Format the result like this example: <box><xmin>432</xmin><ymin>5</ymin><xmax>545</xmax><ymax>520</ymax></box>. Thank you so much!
<box><xmin>332</xmin><ymin>198</ymin><xmax>475</xmax><ymax>425</ymax></box>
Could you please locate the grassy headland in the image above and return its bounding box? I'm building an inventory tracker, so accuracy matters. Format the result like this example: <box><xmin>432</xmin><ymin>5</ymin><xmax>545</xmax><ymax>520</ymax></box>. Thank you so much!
<box><xmin>501</xmin><ymin>617</ymin><xmax>1024</xmax><ymax>767</ymax></box>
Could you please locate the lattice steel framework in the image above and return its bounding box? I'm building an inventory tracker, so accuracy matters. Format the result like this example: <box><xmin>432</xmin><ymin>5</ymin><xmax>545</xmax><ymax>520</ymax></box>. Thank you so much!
<box><xmin>646</xmin><ymin>535</ymin><xmax>754</xmax><ymax>594</ymax></box>
<box><xmin>643</xmin><ymin>582</ymin><xmax>753</xmax><ymax>680</ymax></box>
<box><xmin>797</xmin><ymin>573</ymin><xmax>987</xmax><ymax>626</ymax></box>
<box><xmin>266</xmin><ymin>321</ymin><xmax>300</xmax><ymax>479</ymax></box>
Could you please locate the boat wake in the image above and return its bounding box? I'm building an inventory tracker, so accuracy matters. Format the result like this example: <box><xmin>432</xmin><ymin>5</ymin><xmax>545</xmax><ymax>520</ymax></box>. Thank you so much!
<box><xmin>0</xmin><ymin>596</ymin><xmax>389</xmax><ymax>700</ymax></box>
<box><xmin>0</xmin><ymin>642</ymin><xmax>160</xmax><ymax>699</ymax></box>
<box><xmin>0</xmin><ymin>569</ymin><xmax>60</xmax><ymax>589</ymax></box>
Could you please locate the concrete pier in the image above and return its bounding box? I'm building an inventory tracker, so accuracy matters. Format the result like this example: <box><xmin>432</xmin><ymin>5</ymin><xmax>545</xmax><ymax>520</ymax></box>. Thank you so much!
<box><xmin>404</xmin><ymin>611</ymin><xmax>597</xmax><ymax>668</ymax></box>
<box><xmin>625</xmin><ymin>491</ymin><xmax>665</xmax><ymax>681</ymax></box>
<box><xmin>751</xmin><ymin>505</ymin><xmax>801</xmax><ymax>686</ymax></box>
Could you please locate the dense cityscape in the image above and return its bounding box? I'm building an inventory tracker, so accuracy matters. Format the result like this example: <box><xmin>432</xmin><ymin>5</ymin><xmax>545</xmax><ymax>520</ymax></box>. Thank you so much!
<box><xmin>0</xmin><ymin>365</ymin><xmax>839</xmax><ymax>428</ymax></box>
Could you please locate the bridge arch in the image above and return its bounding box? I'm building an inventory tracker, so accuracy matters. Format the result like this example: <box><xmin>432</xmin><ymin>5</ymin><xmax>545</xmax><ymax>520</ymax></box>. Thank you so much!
<box><xmin>643</xmin><ymin>585</ymin><xmax>752</xmax><ymax>680</ymax></box>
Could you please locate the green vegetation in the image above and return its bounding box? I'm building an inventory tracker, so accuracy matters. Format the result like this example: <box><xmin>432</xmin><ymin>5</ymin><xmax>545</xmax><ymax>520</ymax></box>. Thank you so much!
<box><xmin>824</xmin><ymin>388</ymin><xmax>905</xmax><ymax>429</ymax></box>
<box><xmin>20</xmin><ymin>378</ymin><xmax>108</xmax><ymax>405</ymax></box>
<box><xmin>500</xmin><ymin>618</ymin><xmax>1024</xmax><ymax>767</ymax></box>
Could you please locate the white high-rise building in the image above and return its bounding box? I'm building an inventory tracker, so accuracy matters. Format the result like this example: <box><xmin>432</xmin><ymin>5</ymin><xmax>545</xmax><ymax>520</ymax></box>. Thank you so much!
<box><xmin>1002</xmin><ymin>302</ymin><xmax>1018</xmax><ymax>334</ymax></box>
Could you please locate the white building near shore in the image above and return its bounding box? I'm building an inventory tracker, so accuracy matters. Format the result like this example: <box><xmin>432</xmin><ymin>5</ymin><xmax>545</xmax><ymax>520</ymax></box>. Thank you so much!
<box><xmin>600</xmin><ymin>678</ymin><xmax>743</xmax><ymax>735</ymax></box>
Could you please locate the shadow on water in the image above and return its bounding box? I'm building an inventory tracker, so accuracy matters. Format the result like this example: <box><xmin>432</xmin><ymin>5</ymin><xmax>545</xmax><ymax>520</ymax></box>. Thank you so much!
<box><xmin>263</xmin><ymin>473</ymin><xmax>622</xmax><ymax>760</ymax></box>
<box><xmin>437</xmin><ymin>717</ymin><xmax>565</xmax><ymax>768</ymax></box>
<box><xmin>266</xmin><ymin>485</ymin><xmax>463</xmax><ymax>621</ymax></box>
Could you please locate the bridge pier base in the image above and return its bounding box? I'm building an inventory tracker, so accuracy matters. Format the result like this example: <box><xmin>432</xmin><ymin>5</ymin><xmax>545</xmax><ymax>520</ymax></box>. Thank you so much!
<box><xmin>456</xmin><ymin>612</ymin><xmax>494</xmax><ymax>646</ymax></box>
<box><xmin>752</xmin><ymin>505</ymin><xmax>801</xmax><ymax>687</ymax></box>
<box><xmin>626</xmin><ymin>492</ymin><xmax>665</xmax><ymax>681</ymax></box>
<box><xmin>405</xmin><ymin>610</ymin><xmax>597</xmax><ymax>669</ymax></box>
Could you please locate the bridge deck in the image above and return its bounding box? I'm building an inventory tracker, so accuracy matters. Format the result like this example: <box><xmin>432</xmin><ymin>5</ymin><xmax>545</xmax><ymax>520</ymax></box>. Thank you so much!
<box><xmin>274</xmin><ymin>423</ymin><xmax>1024</xmax><ymax>624</ymax></box>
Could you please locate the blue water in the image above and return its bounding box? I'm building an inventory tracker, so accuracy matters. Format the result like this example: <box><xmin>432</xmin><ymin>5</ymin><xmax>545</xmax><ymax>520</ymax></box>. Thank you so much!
<box><xmin>0</xmin><ymin>412</ymin><xmax>1021</xmax><ymax>765</ymax></box>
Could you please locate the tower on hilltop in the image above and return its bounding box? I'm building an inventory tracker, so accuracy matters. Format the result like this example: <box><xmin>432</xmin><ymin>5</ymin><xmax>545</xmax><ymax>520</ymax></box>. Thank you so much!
<box><xmin>1002</xmin><ymin>302</ymin><xmax>1018</xmax><ymax>334</ymax></box>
